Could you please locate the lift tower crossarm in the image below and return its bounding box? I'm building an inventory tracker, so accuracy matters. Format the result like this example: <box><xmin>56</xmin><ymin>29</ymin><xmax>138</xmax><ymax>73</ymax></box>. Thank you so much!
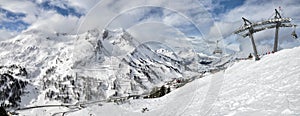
<box><xmin>234</xmin><ymin>18</ymin><xmax>292</xmax><ymax>34</ymax></box>
<box><xmin>241</xmin><ymin>23</ymin><xmax>297</xmax><ymax>37</ymax></box>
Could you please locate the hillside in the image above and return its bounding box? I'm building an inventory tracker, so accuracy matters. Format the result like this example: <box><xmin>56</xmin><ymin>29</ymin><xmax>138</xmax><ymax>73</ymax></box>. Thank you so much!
<box><xmin>0</xmin><ymin>28</ymin><xmax>222</xmax><ymax>110</ymax></box>
<box><xmin>58</xmin><ymin>46</ymin><xmax>300</xmax><ymax>116</ymax></box>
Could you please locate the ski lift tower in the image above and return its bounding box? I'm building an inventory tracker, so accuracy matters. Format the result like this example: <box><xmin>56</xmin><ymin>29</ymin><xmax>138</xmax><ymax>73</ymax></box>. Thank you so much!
<box><xmin>234</xmin><ymin>9</ymin><xmax>297</xmax><ymax>60</ymax></box>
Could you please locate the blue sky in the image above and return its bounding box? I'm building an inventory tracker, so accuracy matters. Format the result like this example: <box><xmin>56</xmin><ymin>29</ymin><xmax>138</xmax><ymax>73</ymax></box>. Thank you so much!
<box><xmin>0</xmin><ymin>7</ymin><xmax>29</xmax><ymax>31</ymax></box>
<box><xmin>38</xmin><ymin>1</ymin><xmax>82</xmax><ymax>17</ymax></box>
<box><xmin>211</xmin><ymin>0</ymin><xmax>245</xmax><ymax>16</ymax></box>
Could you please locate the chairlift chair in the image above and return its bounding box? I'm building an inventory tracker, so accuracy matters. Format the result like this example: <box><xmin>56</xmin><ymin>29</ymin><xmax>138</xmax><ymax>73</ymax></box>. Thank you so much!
<box><xmin>213</xmin><ymin>40</ymin><xmax>223</xmax><ymax>54</ymax></box>
<box><xmin>213</xmin><ymin>47</ymin><xmax>223</xmax><ymax>54</ymax></box>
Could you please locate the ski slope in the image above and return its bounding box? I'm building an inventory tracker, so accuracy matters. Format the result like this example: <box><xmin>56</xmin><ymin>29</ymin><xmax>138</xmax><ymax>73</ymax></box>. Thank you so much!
<box><xmin>18</xmin><ymin>46</ymin><xmax>300</xmax><ymax>115</ymax></box>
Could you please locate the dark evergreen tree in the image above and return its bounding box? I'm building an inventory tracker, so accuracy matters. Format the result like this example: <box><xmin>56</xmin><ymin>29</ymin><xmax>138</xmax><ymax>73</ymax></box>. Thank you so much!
<box><xmin>160</xmin><ymin>85</ymin><xmax>166</xmax><ymax>97</ymax></box>
<box><xmin>167</xmin><ymin>87</ymin><xmax>171</xmax><ymax>94</ymax></box>
<box><xmin>0</xmin><ymin>107</ymin><xmax>8</xmax><ymax>116</ymax></box>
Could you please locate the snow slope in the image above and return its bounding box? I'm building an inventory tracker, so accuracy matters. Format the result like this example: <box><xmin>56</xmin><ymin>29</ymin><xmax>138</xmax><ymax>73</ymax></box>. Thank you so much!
<box><xmin>210</xmin><ymin>47</ymin><xmax>300</xmax><ymax>115</ymax></box>
<box><xmin>57</xmin><ymin>46</ymin><xmax>300</xmax><ymax>116</ymax></box>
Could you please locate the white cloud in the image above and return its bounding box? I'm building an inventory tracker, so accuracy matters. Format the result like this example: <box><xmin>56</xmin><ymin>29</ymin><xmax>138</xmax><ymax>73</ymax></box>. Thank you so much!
<box><xmin>28</xmin><ymin>11</ymin><xmax>80</xmax><ymax>33</ymax></box>
<box><xmin>163</xmin><ymin>12</ymin><xmax>190</xmax><ymax>27</ymax></box>
<box><xmin>0</xmin><ymin>0</ymin><xmax>39</xmax><ymax>24</ymax></box>
<box><xmin>0</xmin><ymin>29</ymin><xmax>18</xmax><ymax>41</ymax></box>
<box><xmin>0</xmin><ymin>0</ymin><xmax>37</xmax><ymax>13</ymax></box>
<box><xmin>78</xmin><ymin>0</ymin><xmax>215</xmax><ymax>33</ymax></box>
<box><xmin>127</xmin><ymin>22</ymin><xmax>186</xmax><ymax>43</ymax></box>
<box><xmin>67</xmin><ymin>0</ymin><xmax>101</xmax><ymax>13</ymax></box>
<box><xmin>127</xmin><ymin>22</ymin><xmax>211</xmax><ymax>53</ymax></box>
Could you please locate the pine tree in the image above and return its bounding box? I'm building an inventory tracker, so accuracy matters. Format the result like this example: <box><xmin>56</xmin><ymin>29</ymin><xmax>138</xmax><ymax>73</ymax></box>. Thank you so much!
<box><xmin>160</xmin><ymin>85</ymin><xmax>166</xmax><ymax>97</ymax></box>
<box><xmin>167</xmin><ymin>87</ymin><xmax>171</xmax><ymax>94</ymax></box>
<box><xmin>0</xmin><ymin>107</ymin><xmax>8</xmax><ymax>116</ymax></box>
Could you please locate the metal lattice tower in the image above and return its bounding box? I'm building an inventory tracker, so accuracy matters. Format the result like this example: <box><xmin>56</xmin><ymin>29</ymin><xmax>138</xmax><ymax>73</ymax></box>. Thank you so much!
<box><xmin>234</xmin><ymin>9</ymin><xmax>297</xmax><ymax>60</ymax></box>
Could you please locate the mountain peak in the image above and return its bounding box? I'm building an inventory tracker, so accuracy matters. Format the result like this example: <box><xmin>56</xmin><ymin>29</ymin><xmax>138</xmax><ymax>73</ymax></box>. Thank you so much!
<box><xmin>101</xmin><ymin>28</ymin><xmax>138</xmax><ymax>57</ymax></box>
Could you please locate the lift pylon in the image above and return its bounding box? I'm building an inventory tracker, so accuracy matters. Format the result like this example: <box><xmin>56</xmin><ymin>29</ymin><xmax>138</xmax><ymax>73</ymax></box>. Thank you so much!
<box><xmin>234</xmin><ymin>9</ymin><xmax>297</xmax><ymax>60</ymax></box>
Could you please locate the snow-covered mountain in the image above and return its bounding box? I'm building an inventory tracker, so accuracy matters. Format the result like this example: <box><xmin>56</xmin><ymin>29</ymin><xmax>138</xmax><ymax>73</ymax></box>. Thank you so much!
<box><xmin>22</xmin><ymin>44</ymin><xmax>298</xmax><ymax>116</ymax></box>
<box><xmin>0</xmin><ymin>65</ymin><xmax>28</xmax><ymax>108</ymax></box>
<box><xmin>0</xmin><ymin>29</ymin><xmax>76</xmax><ymax>108</ymax></box>
<box><xmin>72</xmin><ymin>28</ymin><xmax>189</xmax><ymax>99</ymax></box>
<box><xmin>0</xmin><ymin>28</ymin><xmax>221</xmax><ymax>109</ymax></box>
